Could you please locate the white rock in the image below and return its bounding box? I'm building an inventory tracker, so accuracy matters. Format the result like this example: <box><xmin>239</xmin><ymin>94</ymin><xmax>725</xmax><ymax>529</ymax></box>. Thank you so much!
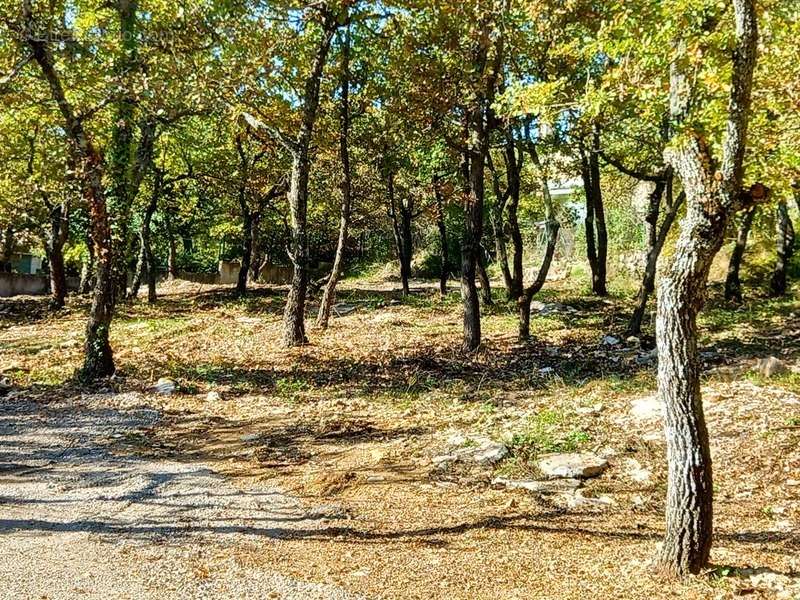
<box><xmin>206</xmin><ymin>391</ymin><xmax>222</xmax><ymax>402</ymax></box>
<box><xmin>467</xmin><ymin>441</ymin><xmax>509</xmax><ymax>465</ymax></box>
<box><xmin>630</xmin><ymin>395</ymin><xmax>663</xmax><ymax>421</ymax></box>
<box><xmin>537</xmin><ymin>452</ymin><xmax>608</xmax><ymax>479</ymax></box>
<box><xmin>491</xmin><ymin>477</ymin><xmax>581</xmax><ymax>494</ymax></box>
<box><xmin>602</xmin><ymin>335</ymin><xmax>620</xmax><ymax>346</ymax></box>
<box><xmin>538</xmin><ymin>366</ymin><xmax>555</xmax><ymax>375</ymax></box>
<box><xmin>754</xmin><ymin>356</ymin><xmax>788</xmax><ymax>377</ymax></box>
<box><xmin>240</xmin><ymin>433</ymin><xmax>260</xmax><ymax>442</ymax></box>
<box><xmin>154</xmin><ymin>378</ymin><xmax>177</xmax><ymax>395</ymax></box>
<box><xmin>623</xmin><ymin>458</ymin><xmax>652</xmax><ymax>483</ymax></box>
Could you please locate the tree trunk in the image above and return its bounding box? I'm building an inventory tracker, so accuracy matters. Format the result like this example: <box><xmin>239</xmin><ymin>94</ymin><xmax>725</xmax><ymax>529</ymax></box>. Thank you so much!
<box><xmin>165</xmin><ymin>212</ymin><xmax>178</xmax><ymax>280</ymax></box>
<box><xmin>580</xmin><ymin>127</ymin><xmax>608</xmax><ymax>296</ymax></box>
<box><xmin>656</xmin><ymin>0</ymin><xmax>760</xmax><ymax>575</ymax></box>
<box><xmin>317</xmin><ymin>25</ymin><xmax>352</xmax><ymax>329</ymax></box>
<box><xmin>724</xmin><ymin>206</ymin><xmax>756</xmax><ymax>303</ymax></box>
<box><xmin>79</xmin><ymin>234</ymin><xmax>95</xmax><ymax>295</ymax></box>
<box><xmin>237</xmin><ymin>210</ymin><xmax>253</xmax><ymax>295</ymax></box>
<box><xmin>23</xmin><ymin>7</ymin><xmax>116</xmax><ymax>379</ymax></box>
<box><xmin>130</xmin><ymin>170</ymin><xmax>160</xmax><ymax>301</ymax></box>
<box><xmin>477</xmin><ymin>251</ymin><xmax>493</xmax><ymax>306</ymax></box>
<box><xmin>282</xmin><ymin>14</ymin><xmax>337</xmax><ymax>346</ymax></box>
<box><xmin>629</xmin><ymin>182</ymin><xmax>685</xmax><ymax>336</ymax></box>
<box><xmin>434</xmin><ymin>178</ymin><xmax>449</xmax><ymax>299</ymax></box>
<box><xmin>518</xmin><ymin>220</ymin><xmax>560</xmax><ymax>340</ymax></box>
<box><xmin>769</xmin><ymin>199</ymin><xmax>793</xmax><ymax>297</ymax></box>
<box><xmin>518</xmin><ymin>133</ymin><xmax>559</xmax><ymax>341</ymax></box>
<box><xmin>1</xmin><ymin>226</ymin><xmax>14</xmax><ymax>272</ymax></box>
<box><xmin>388</xmin><ymin>169</ymin><xmax>412</xmax><ymax>296</ymax></box>
<box><xmin>46</xmin><ymin>200</ymin><xmax>69</xmax><ymax>310</ymax></box>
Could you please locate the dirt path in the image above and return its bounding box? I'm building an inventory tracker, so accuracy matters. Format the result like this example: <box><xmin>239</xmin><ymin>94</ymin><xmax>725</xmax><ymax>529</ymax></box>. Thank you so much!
<box><xmin>0</xmin><ymin>392</ymin><xmax>360</xmax><ymax>599</ymax></box>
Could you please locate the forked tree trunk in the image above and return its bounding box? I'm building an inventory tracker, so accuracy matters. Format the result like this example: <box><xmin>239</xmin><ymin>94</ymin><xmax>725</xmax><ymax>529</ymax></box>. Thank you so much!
<box><xmin>518</xmin><ymin>220</ymin><xmax>560</xmax><ymax>340</ymax></box>
<box><xmin>317</xmin><ymin>25</ymin><xmax>352</xmax><ymax>329</ymax></box>
<box><xmin>724</xmin><ymin>206</ymin><xmax>756</xmax><ymax>303</ymax></box>
<box><xmin>769</xmin><ymin>199</ymin><xmax>793</xmax><ymax>297</ymax></box>
<box><xmin>282</xmin><ymin>13</ymin><xmax>337</xmax><ymax>346</ymax></box>
<box><xmin>629</xmin><ymin>183</ymin><xmax>685</xmax><ymax>336</ymax></box>
<box><xmin>656</xmin><ymin>0</ymin><xmax>760</xmax><ymax>575</ymax></box>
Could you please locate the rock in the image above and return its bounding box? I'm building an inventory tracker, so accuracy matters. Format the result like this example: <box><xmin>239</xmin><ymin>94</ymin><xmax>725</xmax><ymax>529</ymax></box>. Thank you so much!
<box><xmin>537</xmin><ymin>452</ymin><xmax>608</xmax><ymax>479</ymax></box>
<box><xmin>154</xmin><ymin>377</ymin><xmax>177</xmax><ymax>395</ymax></box>
<box><xmin>240</xmin><ymin>433</ymin><xmax>261</xmax><ymax>442</ymax></box>
<box><xmin>623</xmin><ymin>458</ymin><xmax>652</xmax><ymax>483</ymax></box>
<box><xmin>625</xmin><ymin>336</ymin><xmax>640</xmax><ymax>347</ymax></box>
<box><xmin>206</xmin><ymin>391</ymin><xmax>223</xmax><ymax>402</ymax></box>
<box><xmin>557</xmin><ymin>489</ymin><xmax>615</xmax><ymax>509</ymax></box>
<box><xmin>333</xmin><ymin>303</ymin><xmax>358</xmax><ymax>317</ymax></box>
<box><xmin>576</xmin><ymin>403</ymin><xmax>603</xmax><ymax>415</ymax></box>
<box><xmin>464</xmin><ymin>440</ymin><xmax>508</xmax><ymax>465</ymax></box>
<box><xmin>491</xmin><ymin>477</ymin><xmax>581</xmax><ymax>494</ymax></box>
<box><xmin>602</xmin><ymin>335</ymin><xmax>620</xmax><ymax>346</ymax></box>
<box><xmin>635</xmin><ymin>348</ymin><xmax>658</xmax><ymax>365</ymax></box>
<box><xmin>538</xmin><ymin>366</ymin><xmax>555</xmax><ymax>376</ymax></box>
<box><xmin>630</xmin><ymin>395</ymin><xmax>662</xmax><ymax>421</ymax></box>
<box><xmin>431</xmin><ymin>454</ymin><xmax>456</xmax><ymax>470</ymax></box>
<box><xmin>0</xmin><ymin>377</ymin><xmax>11</xmax><ymax>396</ymax></box>
<box><xmin>754</xmin><ymin>356</ymin><xmax>788</xmax><ymax>377</ymax></box>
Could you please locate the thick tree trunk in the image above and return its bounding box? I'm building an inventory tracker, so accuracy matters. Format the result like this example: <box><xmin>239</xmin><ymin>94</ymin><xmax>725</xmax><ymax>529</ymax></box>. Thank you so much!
<box><xmin>23</xmin><ymin>7</ymin><xmax>116</xmax><ymax>379</ymax></box>
<box><xmin>629</xmin><ymin>182</ymin><xmax>685</xmax><ymax>336</ymax></box>
<box><xmin>317</xmin><ymin>25</ymin><xmax>352</xmax><ymax>329</ymax></box>
<box><xmin>656</xmin><ymin>0</ymin><xmax>760</xmax><ymax>575</ymax></box>
<box><xmin>769</xmin><ymin>199</ymin><xmax>793</xmax><ymax>297</ymax></box>
<box><xmin>434</xmin><ymin>179</ymin><xmax>449</xmax><ymax>299</ymax></box>
<box><xmin>1</xmin><ymin>226</ymin><xmax>13</xmax><ymax>272</ymax></box>
<box><xmin>282</xmin><ymin>15</ymin><xmax>337</xmax><ymax>347</ymax></box>
<box><xmin>724</xmin><ymin>206</ymin><xmax>756</xmax><ymax>303</ymax></box>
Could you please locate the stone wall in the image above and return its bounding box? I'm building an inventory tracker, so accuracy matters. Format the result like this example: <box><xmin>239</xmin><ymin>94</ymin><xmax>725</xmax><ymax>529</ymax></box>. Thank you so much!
<box><xmin>0</xmin><ymin>273</ymin><xmax>80</xmax><ymax>298</ymax></box>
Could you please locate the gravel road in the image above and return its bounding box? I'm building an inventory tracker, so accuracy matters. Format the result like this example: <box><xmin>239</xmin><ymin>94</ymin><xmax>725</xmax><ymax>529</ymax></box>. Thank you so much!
<box><xmin>0</xmin><ymin>392</ymin><xmax>360</xmax><ymax>599</ymax></box>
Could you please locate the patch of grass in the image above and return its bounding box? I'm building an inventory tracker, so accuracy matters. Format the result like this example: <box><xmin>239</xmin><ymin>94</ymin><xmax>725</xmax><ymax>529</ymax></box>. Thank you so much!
<box><xmin>275</xmin><ymin>376</ymin><xmax>309</xmax><ymax>397</ymax></box>
<box><xmin>506</xmin><ymin>409</ymin><xmax>591</xmax><ymax>463</ymax></box>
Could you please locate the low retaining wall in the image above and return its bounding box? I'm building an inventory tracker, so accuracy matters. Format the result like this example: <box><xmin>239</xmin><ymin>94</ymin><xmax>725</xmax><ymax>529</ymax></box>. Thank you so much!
<box><xmin>0</xmin><ymin>273</ymin><xmax>80</xmax><ymax>298</ymax></box>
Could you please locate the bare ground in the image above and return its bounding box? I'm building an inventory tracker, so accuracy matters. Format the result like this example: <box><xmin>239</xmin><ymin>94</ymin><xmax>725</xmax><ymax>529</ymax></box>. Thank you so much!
<box><xmin>1</xmin><ymin>279</ymin><xmax>799</xmax><ymax>599</ymax></box>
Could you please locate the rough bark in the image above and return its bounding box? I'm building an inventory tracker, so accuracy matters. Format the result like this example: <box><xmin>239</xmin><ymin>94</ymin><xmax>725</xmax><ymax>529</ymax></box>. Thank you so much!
<box><xmin>22</xmin><ymin>3</ymin><xmax>116</xmax><ymax>379</ymax></box>
<box><xmin>317</xmin><ymin>25</ymin><xmax>352</xmax><ymax>329</ymax></box>
<box><xmin>460</xmin><ymin>12</ymin><xmax>504</xmax><ymax>352</ymax></box>
<box><xmin>656</xmin><ymin>0</ymin><xmax>760</xmax><ymax>576</ymax></box>
<box><xmin>769</xmin><ymin>199</ymin><xmax>793</xmax><ymax>297</ymax></box>
<box><xmin>724</xmin><ymin>206</ymin><xmax>756</xmax><ymax>303</ymax></box>
<box><xmin>282</xmin><ymin>12</ymin><xmax>337</xmax><ymax>346</ymax></box>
